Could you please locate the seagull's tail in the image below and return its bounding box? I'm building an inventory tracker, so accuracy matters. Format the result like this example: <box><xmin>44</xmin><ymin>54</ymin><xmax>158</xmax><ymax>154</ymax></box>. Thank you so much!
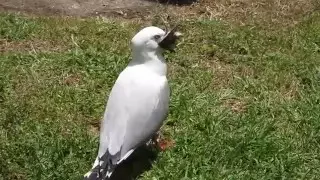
<box><xmin>83</xmin><ymin>153</ymin><xmax>115</xmax><ymax>180</ymax></box>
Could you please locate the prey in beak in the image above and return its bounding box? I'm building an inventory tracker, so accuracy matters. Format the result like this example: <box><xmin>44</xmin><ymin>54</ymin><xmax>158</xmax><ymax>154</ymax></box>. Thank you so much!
<box><xmin>159</xmin><ymin>26</ymin><xmax>182</xmax><ymax>52</ymax></box>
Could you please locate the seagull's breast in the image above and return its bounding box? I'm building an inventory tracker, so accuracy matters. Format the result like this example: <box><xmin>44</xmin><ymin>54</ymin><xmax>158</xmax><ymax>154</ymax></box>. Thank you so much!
<box><xmin>121</xmin><ymin>64</ymin><xmax>168</xmax><ymax>88</ymax></box>
<box><xmin>113</xmin><ymin>64</ymin><xmax>169</xmax><ymax>155</ymax></box>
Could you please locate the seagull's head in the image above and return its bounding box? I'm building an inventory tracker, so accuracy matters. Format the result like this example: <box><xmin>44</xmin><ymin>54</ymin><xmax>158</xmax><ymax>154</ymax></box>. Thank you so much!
<box><xmin>131</xmin><ymin>26</ymin><xmax>181</xmax><ymax>54</ymax></box>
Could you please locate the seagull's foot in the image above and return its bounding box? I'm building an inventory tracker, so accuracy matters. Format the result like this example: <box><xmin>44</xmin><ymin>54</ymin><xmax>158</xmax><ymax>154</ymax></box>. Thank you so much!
<box><xmin>157</xmin><ymin>137</ymin><xmax>175</xmax><ymax>151</ymax></box>
<box><xmin>148</xmin><ymin>132</ymin><xmax>175</xmax><ymax>151</ymax></box>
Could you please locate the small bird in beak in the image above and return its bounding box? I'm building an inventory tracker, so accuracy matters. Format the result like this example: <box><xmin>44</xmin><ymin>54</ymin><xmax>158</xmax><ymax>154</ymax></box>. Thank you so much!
<box><xmin>159</xmin><ymin>26</ymin><xmax>182</xmax><ymax>52</ymax></box>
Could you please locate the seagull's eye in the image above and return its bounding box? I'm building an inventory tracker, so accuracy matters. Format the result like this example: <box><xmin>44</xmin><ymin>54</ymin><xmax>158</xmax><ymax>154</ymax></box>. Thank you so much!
<box><xmin>154</xmin><ymin>35</ymin><xmax>161</xmax><ymax>40</ymax></box>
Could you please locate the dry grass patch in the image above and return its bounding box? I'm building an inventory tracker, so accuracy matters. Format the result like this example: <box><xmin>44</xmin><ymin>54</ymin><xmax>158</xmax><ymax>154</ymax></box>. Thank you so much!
<box><xmin>278</xmin><ymin>76</ymin><xmax>301</xmax><ymax>101</ymax></box>
<box><xmin>88</xmin><ymin>120</ymin><xmax>100</xmax><ymax>137</ymax></box>
<box><xmin>62</xmin><ymin>73</ymin><xmax>83</xmax><ymax>86</ymax></box>
<box><xmin>207</xmin><ymin>60</ymin><xmax>235</xmax><ymax>89</ymax></box>
<box><xmin>223</xmin><ymin>98</ymin><xmax>248</xmax><ymax>113</ymax></box>
<box><xmin>0</xmin><ymin>39</ymin><xmax>67</xmax><ymax>53</ymax></box>
<box><xmin>142</xmin><ymin>0</ymin><xmax>317</xmax><ymax>27</ymax></box>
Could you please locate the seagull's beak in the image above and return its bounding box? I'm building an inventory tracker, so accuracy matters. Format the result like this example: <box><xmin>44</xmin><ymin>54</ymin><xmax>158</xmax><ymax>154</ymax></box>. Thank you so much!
<box><xmin>159</xmin><ymin>26</ymin><xmax>182</xmax><ymax>52</ymax></box>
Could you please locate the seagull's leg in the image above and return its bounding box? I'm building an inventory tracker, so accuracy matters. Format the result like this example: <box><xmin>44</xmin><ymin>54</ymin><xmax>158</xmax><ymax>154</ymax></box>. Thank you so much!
<box><xmin>152</xmin><ymin>131</ymin><xmax>161</xmax><ymax>145</ymax></box>
<box><xmin>146</xmin><ymin>132</ymin><xmax>159</xmax><ymax>147</ymax></box>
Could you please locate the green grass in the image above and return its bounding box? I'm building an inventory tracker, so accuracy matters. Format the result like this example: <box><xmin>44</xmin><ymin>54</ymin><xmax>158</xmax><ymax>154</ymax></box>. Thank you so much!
<box><xmin>1</xmin><ymin>11</ymin><xmax>320</xmax><ymax>180</ymax></box>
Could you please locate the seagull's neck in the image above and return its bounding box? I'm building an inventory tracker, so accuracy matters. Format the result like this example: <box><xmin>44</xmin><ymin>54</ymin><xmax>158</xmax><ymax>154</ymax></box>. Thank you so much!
<box><xmin>129</xmin><ymin>50</ymin><xmax>167</xmax><ymax>76</ymax></box>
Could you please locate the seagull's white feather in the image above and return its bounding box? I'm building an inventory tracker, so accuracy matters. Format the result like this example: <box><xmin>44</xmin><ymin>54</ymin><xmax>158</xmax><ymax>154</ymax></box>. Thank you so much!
<box><xmin>100</xmin><ymin>64</ymin><xmax>169</xmax><ymax>161</ymax></box>
<box><xmin>84</xmin><ymin>26</ymin><xmax>171</xmax><ymax>180</ymax></box>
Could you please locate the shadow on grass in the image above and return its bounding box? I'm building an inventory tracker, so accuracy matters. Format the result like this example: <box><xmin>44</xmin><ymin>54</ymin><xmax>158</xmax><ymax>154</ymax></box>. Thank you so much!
<box><xmin>109</xmin><ymin>145</ymin><xmax>158</xmax><ymax>180</ymax></box>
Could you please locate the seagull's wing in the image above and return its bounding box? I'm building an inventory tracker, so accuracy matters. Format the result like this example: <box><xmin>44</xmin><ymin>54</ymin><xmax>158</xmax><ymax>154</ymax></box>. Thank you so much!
<box><xmin>98</xmin><ymin>67</ymin><xmax>169</xmax><ymax>164</ymax></box>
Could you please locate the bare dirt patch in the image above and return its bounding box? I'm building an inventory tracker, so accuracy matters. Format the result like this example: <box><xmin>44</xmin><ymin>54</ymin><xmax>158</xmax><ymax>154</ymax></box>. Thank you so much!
<box><xmin>0</xmin><ymin>0</ymin><xmax>317</xmax><ymax>25</ymax></box>
<box><xmin>0</xmin><ymin>0</ymin><xmax>154</xmax><ymax>17</ymax></box>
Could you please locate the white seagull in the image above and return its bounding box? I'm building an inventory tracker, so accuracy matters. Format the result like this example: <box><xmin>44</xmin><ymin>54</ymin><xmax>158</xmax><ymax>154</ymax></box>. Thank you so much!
<box><xmin>84</xmin><ymin>26</ymin><xmax>181</xmax><ymax>180</ymax></box>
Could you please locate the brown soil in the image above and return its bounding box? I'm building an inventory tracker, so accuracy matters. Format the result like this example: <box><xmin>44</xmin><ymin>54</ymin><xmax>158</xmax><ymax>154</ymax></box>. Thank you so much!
<box><xmin>0</xmin><ymin>0</ymin><xmax>156</xmax><ymax>17</ymax></box>
<box><xmin>0</xmin><ymin>0</ymin><xmax>317</xmax><ymax>25</ymax></box>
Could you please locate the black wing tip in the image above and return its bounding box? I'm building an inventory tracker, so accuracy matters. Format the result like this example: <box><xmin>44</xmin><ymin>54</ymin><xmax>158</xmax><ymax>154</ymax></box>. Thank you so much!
<box><xmin>83</xmin><ymin>171</ymin><xmax>100</xmax><ymax>180</ymax></box>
